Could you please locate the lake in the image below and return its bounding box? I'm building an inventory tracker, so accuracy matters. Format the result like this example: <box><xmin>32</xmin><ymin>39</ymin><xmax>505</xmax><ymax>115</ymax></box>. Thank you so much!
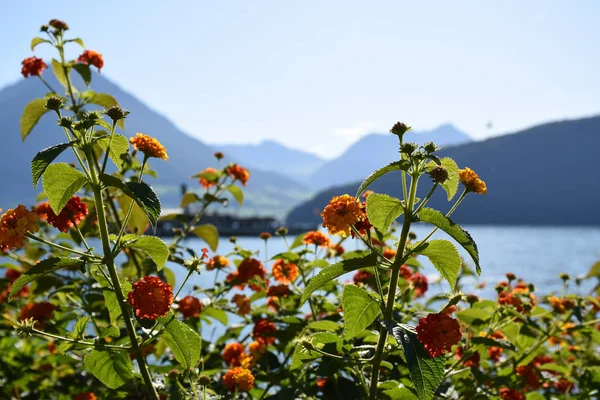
<box><xmin>172</xmin><ymin>225</ymin><xmax>600</xmax><ymax>299</ymax></box>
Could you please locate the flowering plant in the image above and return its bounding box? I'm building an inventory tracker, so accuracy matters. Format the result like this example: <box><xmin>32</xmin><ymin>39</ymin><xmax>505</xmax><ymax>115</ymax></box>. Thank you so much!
<box><xmin>1</xmin><ymin>19</ymin><xmax>599</xmax><ymax>400</ymax></box>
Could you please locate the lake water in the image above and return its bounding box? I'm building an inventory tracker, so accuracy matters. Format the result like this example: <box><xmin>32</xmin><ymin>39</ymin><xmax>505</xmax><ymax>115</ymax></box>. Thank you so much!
<box><xmin>172</xmin><ymin>225</ymin><xmax>600</xmax><ymax>299</ymax></box>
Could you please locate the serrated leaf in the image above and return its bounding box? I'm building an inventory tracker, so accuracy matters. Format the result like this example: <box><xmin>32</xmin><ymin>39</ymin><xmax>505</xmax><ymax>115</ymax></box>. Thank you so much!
<box><xmin>30</xmin><ymin>37</ymin><xmax>51</xmax><ymax>50</ymax></box>
<box><xmin>88</xmin><ymin>93</ymin><xmax>124</xmax><ymax>129</ymax></box>
<box><xmin>31</xmin><ymin>142</ymin><xmax>73</xmax><ymax>188</ymax></box>
<box><xmin>20</xmin><ymin>98</ymin><xmax>51</xmax><ymax>140</ymax></box>
<box><xmin>415</xmin><ymin>239</ymin><xmax>462</xmax><ymax>290</ymax></box>
<box><xmin>100</xmin><ymin>174</ymin><xmax>161</xmax><ymax>227</ymax></box>
<box><xmin>101</xmin><ymin>325</ymin><xmax>121</xmax><ymax>338</ymax></box>
<box><xmin>300</xmin><ymin>253</ymin><xmax>378</xmax><ymax>305</ymax></box>
<box><xmin>96</xmin><ymin>134</ymin><xmax>129</xmax><ymax>169</ymax></box>
<box><xmin>226</xmin><ymin>185</ymin><xmax>244</xmax><ymax>206</ymax></box>
<box><xmin>73</xmin><ymin>63</ymin><xmax>91</xmax><ymax>85</ymax></box>
<box><xmin>470</xmin><ymin>336</ymin><xmax>517</xmax><ymax>351</ymax></box>
<box><xmin>193</xmin><ymin>224</ymin><xmax>219</xmax><ymax>251</ymax></box>
<box><xmin>71</xmin><ymin>316</ymin><xmax>89</xmax><ymax>339</ymax></box>
<box><xmin>117</xmin><ymin>196</ymin><xmax>148</xmax><ymax>234</ymax></box>
<box><xmin>308</xmin><ymin>320</ymin><xmax>341</xmax><ymax>332</ymax></box>
<box><xmin>89</xmin><ymin>266</ymin><xmax>122</xmax><ymax>324</ymax></box>
<box><xmin>426</xmin><ymin>158</ymin><xmax>459</xmax><ymax>201</ymax></box>
<box><xmin>158</xmin><ymin>311</ymin><xmax>202</xmax><ymax>368</ymax></box>
<box><xmin>356</xmin><ymin>160</ymin><xmax>410</xmax><ymax>198</ymax></box>
<box><xmin>42</xmin><ymin>163</ymin><xmax>88</xmax><ymax>214</ymax></box>
<box><xmin>201</xmin><ymin>307</ymin><xmax>228</xmax><ymax>325</ymax></box>
<box><xmin>385</xmin><ymin>321</ymin><xmax>445</xmax><ymax>400</ymax></box>
<box><xmin>290</xmin><ymin>332</ymin><xmax>343</xmax><ymax>370</ymax></box>
<box><xmin>456</xmin><ymin>308</ymin><xmax>493</xmax><ymax>322</ymax></box>
<box><xmin>51</xmin><ymin>59</ymin><xmax>69</xmax><ymax>88</ymax></box>
<box><xmin>416</xmin><ymin>208</ymin><xmax>480</xmax><ymax>275</ymax></box>
<box><xmin>366</xmin><ymin>193</ymin><xmax>404</xmax><ymax>234</ymax></box>
<box><xmin>121</xmin><ymin>235</ymin><xmax>169</xmax><ymax>271</ymax></box>
<box><xmin>84</xmin><ymin>350</ymin><xmax>133</xmax><ymax>389</ymax></box>
<box><xmin>180</xmin><ymin>192</ymin><xmax>201</xmax><ymax>208</ymax></box>
<box><xmin>9</xmin><ymin>257</ymin><xmax>84</xmax><ymax>301</ymax></box>
<box><xmin>342</xmin><ymin>285</ymin><xmax>380</xmax><ymax>339</ymax></box>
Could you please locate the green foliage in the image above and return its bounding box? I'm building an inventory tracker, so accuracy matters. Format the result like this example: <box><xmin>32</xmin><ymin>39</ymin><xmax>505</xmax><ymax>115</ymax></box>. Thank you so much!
<box><xmin>356</xmin><ymin>160</ymin><xmax>410</xmax><ymax>198</ymax></box>
<box><xmin>366</xmin><ymin>193</ymin><xmax>404</xmax><ymax>234</ymax></box>
<box><xmin>118</xmin><ymin>234</ymin><xmax>169</xmax><ymax>271</ymax></box>
<box><xmin>226</xmin><ymin>184</ymin><xmax>244</xmax><ymax>206</ymax></box>
<box><xmin>157</xmin><ymin>312</ymin><xmax>202</xmax><ymax>369</ymax></box>
<box><xmin>415</xmin><ymin>239</ymin><xmax>462</xmax><ymax>290</ymax></box>
<box><xmin>83</xmin><ymin>350</ymin><xmax>133</xmax><ymax>389</ymax></box>
<box><xmin>426</xmin><ymin>157</ymin><xmax>459</xmax><ymax>200</ymax></box>
<box><xmin>193</xmin><ymin>224</ymin><xmax>219</xmax><ymax>251</ymax></box>
<box><xmin>9</xmin><ymin>257</ymin><xmax>84</xmax><ymax>300</ymax></box>
<box><xmin>30</xmin><ymin>37</ymin><xmax>51</xmax><ymax>50</ymax></box>
<box><xmin>42</xmin><ymin>162</ymin><xmax>88</xmax><ymax>214</ymax></box>
<box><xmin>291</xmin><ymin>332</ymin><xmax>343</xmax><ymax>370</ymax></box>
<box><xmin>100</xmin><ymin>173</ymin><xmax>161</xmax><ymax>227</ymax></box>
<box><xmin>342</xmin><ymin>284</ymin><xmax>380</xmax><ymax>339</ymax></box>
<box><xmin>20</xmin><ymin>98</ymin><xmax>51</xmax><ymax>140</ymax></box>
<box><xmin>31</xmin><ymin>142</ymin><xmax>73</xmax><ymax>188</ymax></box>
<box><xmin>51</xmin><ymin>59</ymin><xmax>69</xmax><ymax>89</ymax></box>
<box><xmin>96</xmin><ymin>134</ymin><xmax>129</xmax><ymax>167</ymax></box>
<box><xmin>72</xmin><ymin>63</ymin><xmax>92</xmax><ymax>85</ymax></box>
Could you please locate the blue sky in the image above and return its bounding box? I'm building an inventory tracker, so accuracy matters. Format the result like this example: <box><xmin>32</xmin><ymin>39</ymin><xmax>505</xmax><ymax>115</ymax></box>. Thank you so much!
<box><xmin>2</xmin><ymin>1</ymin><xmax>599</xmax><ymax>158</ymax></box>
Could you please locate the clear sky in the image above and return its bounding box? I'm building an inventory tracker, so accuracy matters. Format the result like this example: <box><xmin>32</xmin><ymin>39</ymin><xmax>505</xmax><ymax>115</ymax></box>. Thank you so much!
<box><xmin>2</xmin><ymin>1</ymin><xmax>599</xmax><ymax>158</ymax></box>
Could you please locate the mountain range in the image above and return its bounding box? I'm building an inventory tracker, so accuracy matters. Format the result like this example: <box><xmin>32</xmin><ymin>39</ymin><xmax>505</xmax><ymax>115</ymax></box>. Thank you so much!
<box><xmin>0</xmin><ymin>74</ymin><xmax>310</xmax><ymax>218</ymax></box>
<box><xmin>286</xmin><ymin>116</ymin><xmax>600</xmax><ymax>226</ymax></box>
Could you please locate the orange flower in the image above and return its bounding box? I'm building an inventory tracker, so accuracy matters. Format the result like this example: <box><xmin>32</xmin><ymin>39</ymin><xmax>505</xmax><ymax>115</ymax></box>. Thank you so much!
<box><xmin>316</xmin><ymin>377</ymin><xmax>328</xmax><ymax>388</ymax></box>
<box><xmin>455</xmin><ymin>346</ymin><xmax>480</xmax><ymax>368</ymax></box>
<box><xmin>21</xmin><ymin>57</ymin><xmax>47</xmax><ymax>78</ymax></box>
<box><xmin>223</xmin><ymin>367</ymin><xmax>254</xmax><ymax>392</ymax></box>
<box><xmin>226</xmin><ymin>164</ymin><xmax>250</xmax><ymax>186</ymax></box>
<box><xmin>383</xmin><ymin>248</ymin><xmax>396</xmax><ymax>260</ymax></box>
<box><xmin>303</xmin><ymin>231</ymin><xmax>330</xmax><ymax>247</ymax></box>
<box><xmin>252</xmin><ymin>318</ymin><xmax>277</xmax><ymax>345</ymax></box>
<box><xmin>77</xmin><ymin>50</ymin><xmax>104</xmax><ymax>71</ymax></box>
<box><xmin>0</xmin><ymin>205</ymin><xmax>39</xmax><ymax>252</ymax></box>
<box><xmin>19</xmin><ymin>302</ymin><xmax>56</xmax><ymax>328</ymax></box>
<box><xmin>353</xmin><ymin>270</ymin><xmax>372</xmax><ymax>286</ymax></box>
<box><xmin>259</xmin><ymin>232</ymin><xmax>272</xmax><ymax>240</ymax></box>
<box><xmin>178</xmin><ymin>295</ymin><xmax>202</xmax><ymax>319</ymax></box>
<box><xmin>549</xmin><ymin>296</ymin><xmax>565</xmax><ymax>314</ymax></box>
<box><xmin>266</xmin><ymin>284</ymin><xmax>291</xmax><ymax>298</ymax></box>
<box><xmin>198</xmin><ymin>167</ymin><xmax>218</xmax><ymax>189</ymax></box>
<box><xmin>272</xmin><ymin>259</ymin><xmax>299</xmax><ymax>284</ymax></box>
<box><xmin>488</xmin><ymin>346</ymin><xmax>503</xmax><ymax>362</ymax></box>
<box><xmin>130</xmin><ymin>133</ymin><xmax>168</xmax><ymax>160</ymax></box>
<box><xmin>416</xmin><ymin>313</ymin><xmax>461</xmax><ymax>358</ymax></box>
<box><xmin>248</xmin><ymin>340</ymin><xmax>266</xmax><ymax>358</ymax></box>
<box><xmin>222</xmin><ymin>342</ymin><xmax>247</xmax><ymax>367</ymax></box>
<box><xmin>399</xmin><ymin>265</ymin><xmax>413</xmax><ymax>280</ymax></box>
<box><xmin>329</xmin><ymin>244</ymin><xmax>345</xmax><ymax>256</ymax></box>
<box><xmin>516</xmin><ymin>365</ymin><xmax>539</xmax><ymax>389</ymax></box>
<box><xmin>459</xmin><ymin>167</ymin><xmax>487</xmax><ymax>195</ymax></box>
<box><xmin>227</xmin><ymin>258</ymin><xmax>267</xmax><ymax>291</ymax></box>
<box><xmin>411</xmin><ymin>273</ymin><xmax>428</xmax><ymax>298</ymax></box>
<box><xmin>499</xmin><ymin>388</ymin><xmax>524</xmax><ymax>400</ymax></box>
<box><xmin>127</xmin><ymin>276</ymin><xmax>173</xmax><ymax>320</ymax></box>
<box><xmin>231</xmin><ymin>294</ymin><xmax>251</xmax><ymax>316</ymax></box>
<box><xmin>206</xmin><ymin>255</ymin><xmax>230</xmax><ymax>271</ymax></box>
<box><xmin>321</xmin><ymin>194</ymin><xmax>364</xmax><ymax>237</ymax></box>
<box><xmin>35</xmin><ymin>197</ymin><xmax>88</xmax><ymax>233</ymax></box>
<box><xmin>73</xmin><ymin>393</ymin><xmax>97</xmax><ymax>400</ymax></box>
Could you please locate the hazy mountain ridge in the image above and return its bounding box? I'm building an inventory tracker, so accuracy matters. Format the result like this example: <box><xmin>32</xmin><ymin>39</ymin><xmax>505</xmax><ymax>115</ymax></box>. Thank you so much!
<box><xmin>307</xmin><ymin>124</ymin><xmax>472</xmax><ymax>189</ymax></box>
<box><xmin>0</xmin><ymin>75</ymin><xmax>310</xmax><ymax>217</ymax></box>
<box><xmin>287</xmin><ymin>116</ymin><xmax>600</xmax><ymax>226</ymax></box>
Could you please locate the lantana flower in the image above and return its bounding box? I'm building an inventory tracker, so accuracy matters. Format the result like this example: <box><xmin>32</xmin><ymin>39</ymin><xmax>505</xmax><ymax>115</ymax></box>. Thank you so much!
<box><xmin>127</xmin><ymin>276</ymin><xmax>173</xmax><ymax>320</ymax></box>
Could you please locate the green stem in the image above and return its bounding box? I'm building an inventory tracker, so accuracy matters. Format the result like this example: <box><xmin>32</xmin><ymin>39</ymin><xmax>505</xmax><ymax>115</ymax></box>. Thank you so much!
<box><xmin>413</xmin><ymin>190</ymin><xmax>467</xmax><ymax>251</ymax></box>
<box><xmin>31</xmin><ymin>328</ymin><xmax>131</xmax><ymax>351</ymax></box>
<box><xmin>25</xmin><ymin>233</ymin><xmax>98</xmax><ymax>259</ymax></box>
<box><xmin>369</xmin><ymin>172</ymin><xmax>419</xmax><ymax>400</ymax></box>
<box><xmin>37</xmin><ymin>75</ymin><xmax>57</xmax><ymax>94</ymax></box>
<box><xmin>101</xmin><ymin>120</ymin><xmax>117</xmax><ymax>174</ymax></box>
<box><xmin>414</xmin><ymin>182</ymin><xmax>438</xmax><ymax>214</ymax></box>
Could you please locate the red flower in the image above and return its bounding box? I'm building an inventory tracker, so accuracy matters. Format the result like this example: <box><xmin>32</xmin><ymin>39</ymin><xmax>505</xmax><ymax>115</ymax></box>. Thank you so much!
<box><xmin>178</xmin><ymin>295</ymin><xmax>202</xmax><ymax>319</ymax></box>
<box><xmin>499</xmin><ymin>388</ymin><xmax>524</xmax><ymax>400</ymax></box>
<box><xmin>266</xmin><ymin>284</ymin><xmax>291</xmax><ymax>298</ymax></box>
<box><xmin>226</xmin><ymin>164</ymin><xmax>250</xmax><ymax>186</ymax></box>
<box><xmin>206</xmin><ymin>255</ymin><xmax>230</xmax><ymax>270</ymax></box>
<box><xmin>383</xmin><ymin>248</ymin><xmax>396</xmax><ymax>260</ymax></box>
<box><xmin>77</xmin><ymin>50</ymin><xmax>104</xmax><ymax>71</ymax></box>
<box><xmin>272</xmin><ymin>259</ymin><xmax>299</xmax><ymax>284</ymax></box>
<box><xmin>227</xmin><ymin>258</ymin><xmax>266</xmax><ymax>291</ymax></box>
<box><xmin>411</xmin><ymin>273</ymin><xmax>428</xmax><ymax>297</ymax></box>
<box><xmin>259</xmin><ymin>232</ymin><xmax>272</xmax><ymax>240</ymax></box>
<box><xmin>353</xmin><ymin>270</ymin><xmax>372</xmax><ymax>285</ymax></box>
<box><xmin>231</xmin><ymin>294</ymin><xmax>251</xmax><ymax>316</ymax></box>
<box><xmin>73</xmin><ymin>393</ymin><xmax>97</xmax><ymax>400</ymax></box>
<box><xmin>303</xmin><ymin>231</ymin><xmax>330</xmax><ymax>247</ymax></box>
<box><xmin>554</xmin><ymin>379</ymin><xmax>573</xmax><ymax>393</ymax></box>
<box><xmin>1</xmin><ymin>269</ymin><xmax>28</xmax><ymax>301</ymax></box>
<box><xmin>399</xmin><ymin>264</ymin><xmax>413</xmax><ymax>280</ymax></box>
<box><xmin>516</xmin><ymin>365</ymin><xmax>539</xmax><ymax>389</ymax></box>
<box><xmin>455</xmin><ymin>346</ymin><xmax>480</xmax><ymax>368</ymax></box>
<box><xmin>222</xmin><ymin>342</ymin><xmax>247</xmax><ymax>367</ymax></box>
<box><xmin>316</xmin><ymin>377</ymin><xmax>328</xmax><ymax>388</ymax></box>
<box><xmin>416</xmin><ymin>313</ymin><xmax>461</xmax><ymax>357</ymax></box>
<box><xmin>252</xmin><ymin>318</ymin><xmax>277</xmax><ymax>345</ymax></box>
<box><xmin>19</xmin><ymin>302</ymin><xmax>56</xmax><ymax>328</ymax></box>
<box><xmin>36</xmin><ymin>197</ymin><xmax>88</xmax><ymax>233</ymax></box>
<box><xmin>488</xmin><ymin>346</ymin><xmax>503</xmax><ymax>362</ymax></box>
<box><xmin>127</xmin><ymin>276</ymin><xmax>173</xmax><ymax>320</ymax></box>
<box><xmin>21</xmin><ymin>57</ymin><xmax>47</xmax><ymax>78</ymax></box>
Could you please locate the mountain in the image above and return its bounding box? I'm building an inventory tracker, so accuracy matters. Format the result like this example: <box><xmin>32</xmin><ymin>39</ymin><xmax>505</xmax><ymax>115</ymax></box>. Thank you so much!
<box><xmin>217</xmin><ymin>140</ymin><xmax>325</xmax><ymax>180</ymax></box>
<box><xmin>307</xmin><ymin>124</ymin><xmax>472</xmax><ymax>189</ymax></box>
<box><xmin>287</xmin><ymin>116</ymin><xmax>600</xmax><ymax>226</ymax></box>
<box><xmin>0</xmin><ymin>74</ymin><xmax>310</xmax><ymax>217</ymax></box>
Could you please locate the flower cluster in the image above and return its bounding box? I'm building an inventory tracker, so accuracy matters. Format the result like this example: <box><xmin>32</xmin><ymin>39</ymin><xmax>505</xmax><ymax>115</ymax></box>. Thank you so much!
<box><xmin>226</xmin><ymin>164</ymin><xmax>250</xmax><ymax>186</ymax></box>
<box><xmin>497</xmin><ymin>278</ymin><xmax>536</xmax><ymax>313</ymax></box>
<box><xmin>198</xmin><ymin>167</ymin><xmax>218</xmax><ymax>189</ymax></box>
<box><xmin>130</xmin><ymin>133</ymin><xmax>168</xmax><ymax>160</ymax></box>
<box><xmin>222</xmin><ymin>342</ymin><xmax>247</xmax><ymax>367</ymax></box>
<box><xmin>416</xmin><ymin>312</ymin><xmax>462</xmax><ymax>357</ymax></box>
<box><xmin>21</xmin><ymin>57</ymin><xmax>47</xmax><ymax>78</ymax></box>
<box><xmin>0</xmin><ymin>269</ymin><xmax>29</xmax><ymax>303</ymax></box>
<box><xmin>231</xmin><ymin>294</ymin><xmax>251</xmax><ymax>316</ymax></box>
<box><xmin>227</xmin><ymin>258</ymin><xmax>266</xmax><ymax>291</ymax></box>
<box><xmin>127</xmin><ymin>276</ymin><xmax>173</xmax><ymax>320</ymax></box>
<box><xmin>206</xmin><ymin>255</ymin><xmax>230</xmax><ymax>270</ymax></box>
<box><xmin>178</xmin><ymin>295</ymin><xmax>202</xmax><ymax>319</ymax></box>
<box><xmin>272</xmin><ymin>259</ymin><xmax>299</xmax><ymax>284</ymax></box>
<box><xmin>459</xmin><ymin>167</ymin><xmax>487</xmax><ymax>194</ymax></box>
<box><xmin>0</xmin><ymin>205</ymin><xmax>39</xmax><ymax>252</ymax></box>
<box><xmin>303</xmin><ymin>231</ymin><xmax>330</xmax><ymax>247</ymax></box>
<box><xmin>77</xmin><ymin>50</ymin><xmax>104</xmax><ymax>71</ymax></box>
<box><xmin>35</xmin><ymin>196</ymin><xmax>88</xmax><ymax>233</ymax></box>
<box><xmin>223</xmin><ymin>367</ymin><xmax>254</xmax><ymax>392</ymax></box>
<box><xmin>19</xmin><ymin>302</ymin><xmax>56</xmax><ymax>328</ymax></box>
<box><xmin>321</xmin><ymin>194</ymin><xmax>369</xmax><ymax>237</ymax></box>
<box><xmin>252</xmin><ymin>318</ymin><xmax>277</xmax><ymax>345</ymax></box>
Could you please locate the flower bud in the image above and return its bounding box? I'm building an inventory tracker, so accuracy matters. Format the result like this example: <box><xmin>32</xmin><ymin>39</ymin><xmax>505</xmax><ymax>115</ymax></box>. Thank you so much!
<box><xmin>49</xmin><ymin>19</ymin><xmax>69</xmax><ymax>31</ymax></box>
<box><xmin>104</xmin><ymin>105</ymin><xmax>128</xmax><ymax>122</ymax></box>
<box><xmin>559</xmin><ymin>273</ymin><xmax>571</xmax><ymax>281</ymax></box>
<box><xmin>390</xmin><ymin>122</ymin><xmax>411</xmax><ymax>137</ymax></box>
<box><xmin>229</xmin><ymin>236</ymin><xmax>238</xmax><ymax>244</ymax></box>
<box><xmin>58</xmin><ymin>116</ymin><xmax>73</xmax><ymax>128</ymax></box>
<box><xmin>400</xmin><ymin>142</ymin><xmax>418</xmax><ymax>154</ymax></box>
<box><xmin>44</xmin><ymin>96</ymin><xmax>63</xmax><ymax>111</ymax></box>
<box><xmin>423</xmin><ymin>142</ymin><xmax>439</xmax><ymax>154</ymax></box>
<box><xmin>214</xmin><ymin>151</ymin><xmax>224</xmax><ymax>160</ymax></box>
<box><xmin>466</xmin><ymin>294</ymin><xmax>479</xmax><ymax>305</ymax></box>
<box><xmin>506</xmin><ymin>273</ymin><xmax>516</xmax><ymax>281</ymax></box>
<box><xmin>40</xmin><ymin>25</ymin><xmax>49</xmax><ymax>32</ymax></box>
<box><xmin>198</xmin><ymin>375</ymin><xmax>211</xmax><ymax>386</ymax></box>
<box><xmin>408</xmin><ymin>232</ymin><xmax>417</xmax><ymax>241</ymax></box>
<box><xmin>276</xmin><ymin>227</ymin><xmax>288</xmax><ymax>236</ymax></box>
<box><xmin>259</xmin><ymin>232</ymin><xmax>272</xmax><ymax>240</ymax></box>
<box><xmin>429</xmin><ymin>165</ymin><xmax>449</xmax><ymax>184</ymax></box>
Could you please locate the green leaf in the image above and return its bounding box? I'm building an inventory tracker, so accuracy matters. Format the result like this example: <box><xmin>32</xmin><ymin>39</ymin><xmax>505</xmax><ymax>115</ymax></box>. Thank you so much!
<box><xmin>308</xmin><ymin>320</ymin><xmax>341</xmax><ymax>332</ymax></box>
<box><xmin>416</xmin><ymin>208</ymin><xmax>480</xmax><ymax>275</ymax></box>
<box><xmin>121</xmin><ymin>235</ymin><xmax>169</xmax><ymax>271</ymax></box>
<box><xmin>470</xmin><ymin>336</ymin><xmax>517</xmax><ymax>351</ymax></box>
<box><xmin>290</xmin><ymin>233</ymin><xmax>307</xmax><ymax>249</ymax></box>
<box><xmin>290</xmin><ymin>332</ymin><xmax>343</xmax><ymax>370</ymax></box>
<box><xmin>73</xmin><ymin>63</ymin><xmax>92</xmax><ymax>86</ymax></box>
<box><xmin>300</xmin><ymin>253</ymin><xmax>378</xmax><ymax>305</ymax></box>
<box><xmin>88</xmin><ymin>93</ymin><xmax>124</xmax><ymax>129</ymax></box>
<box><xmin>83</xmin><ymin>350</ymin><xmax>133</xmax><ymax>389</ymax></box>
<box><xmin>9</xmin><ymin>257</ymin><xmax>84</xmax><ymax>301</ymax></box>
<box><xmin>51</xmin><ymin>59</ymin><xmax>69</xmax><ymax>88</ymax></box>
<box><xmin>537</xmin><ymin>363</ymin><xmax>570</xmax><ymax>375</ymax></box>
<box><xmin>66</xmin><ymin>37</ymin><xmax>85</xmax><ymax>48</ymax></box>
<box><xmin>356</xmin><ymin>161</ymin><xmax>410</xmax><ymax>198</ymax></box>
<box><xmin>157</xmin><ymin>312</ymin><xmax>202</xmax><ymax>368</ymax></box>
<box><xmin>42</xmin><ymin>163</ymin><xmax>88</xmax><ymax>214</ymax></box>
<box><xmin>96</xmin><ymin>134</ymin><xmax>129</xmax><ymax>168</ymax></box>
<box><xmin>426</xmin><ymin>158</ymin><xmax>459</xmax><ymax>201</ymax></box>
<box><xmin>90</xmin><ymin>265</ymin><xmax>122</xmax><ymax>324</ymax></box>
<box><xmin>71</xmin><ymin>316</ymin><xmax>89</xmax><ymax>339</ymax></box>
<box><xmin>117</xmin><ymin>196</ymin><xmax>148</xmax><ymax>234</ymax></box>
<box><xmin>20</xmin><ymin>98</ymin><xmax>51</xmax><ymax>140</ymax></box>
<box><xmin>586</xmin><ymin>261</ymin><xmax>600</xmax><ymax>279</ymax></box>
<box><xmin>193</xmin><ymin>224</ymin><xmax>219</xmax><ymax>252</ymax></box>
<box><xmin>226</xmin><ymin>185</ymin><xmax>244</xmax><ymax>206</ymax></box>
<box><xmin>100</xmin><ymin>325</ymin><xmax>120</xmax><ymax>338</ymax></box>
<box><xmin>415</xmin><ymin>239</ymin><xmax>461</xmax><ymax>290</ymax></box>
<box><xmin>180</xmin><ymin>192</ymin><xmax>201</xmax><ymax>208</ymax></box>
<box><xmin>31</xmin><ymin>142</ymin><xmax>73</xmax><ymax>188</ymax></box>
<box><xmin>201</xmin><ymin>307</ymin><xmax>228</xmax><ymax>325</ymax></box>
<box><xmin>366</xmin><ymin>193</ymin><xmax>404</xmax><ymax>234</ymax></box>
<box><xmin>100</xmin><ymin>174</ymin><xmax>161</xmax><ymax>227</ymax></box>
<box><xmin>385</xmin><ymin>322</ymin><xmax>445</xmax><ymax>400</ymax></box>
<box><xmin>525</xmin><ymin>393</ymin><xmax>546</xmax><ymax>400</ymax></box>
<box><xmin>30</xmin><ymin>37</ymin><xmax>51</xmax><ymax>50</ymax></box>
<box><xmin>342</xmin><ymin>285</ymin><xmax>381</xmax><ymax>339</ymax></box>
<box><xmin>456</xmin><ymin>308</ymin><xmax>493</xmax><ymax>323</ymax></box>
